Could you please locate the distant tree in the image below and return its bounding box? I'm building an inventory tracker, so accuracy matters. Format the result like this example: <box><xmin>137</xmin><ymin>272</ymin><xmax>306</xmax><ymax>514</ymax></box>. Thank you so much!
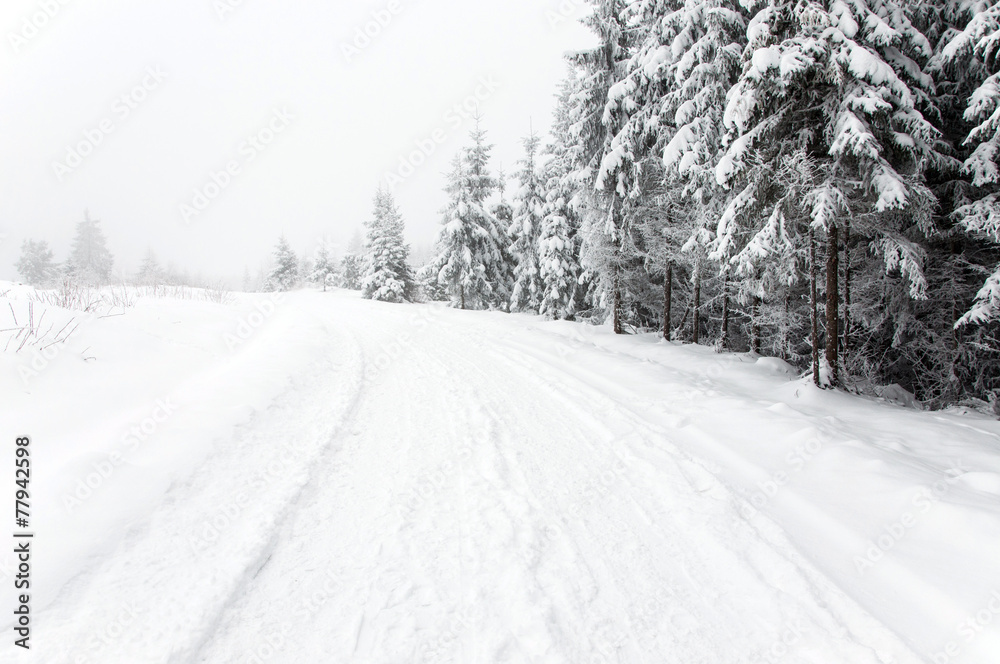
<box><xmin>265</xmin><ymin>236</ymin><xmax>299</xmax><ymax>292</ymax></box>
<box><xmin>136</xmin><ymin>248</ymin><xmax>162</xmax><ymax>286</ymax></box>
<box><xmin>299</xmin><ymin>256</ymin><xmax>314</xmax><ymax>286</ymax></box>
<box><xmin>339</xmin><ymin>254</ymin><xmax>363</xmax><ymax>290</ymax></box>
<box><xmin>311</xmin><ymin>243</ymin><xmax>338</xmax><ymax>292</ymax></box>
<box><xmin>362</xmin><ymin>188</ymin><xmax>415</xmax><ymax>303</ymax></box>
<box><xmin>15</xmin><ymin>239</ymin><xmax>57</xmax><ymax>286</ymax></box>
<box><xmin>66</xmin><ymin>211</ymin><xmax>114</xmax><ymax>285</ymax></box>
<box><xmin>428</xmin><ymin>121</ymin><xmax>509</xmax><ymax>310</ymax></box>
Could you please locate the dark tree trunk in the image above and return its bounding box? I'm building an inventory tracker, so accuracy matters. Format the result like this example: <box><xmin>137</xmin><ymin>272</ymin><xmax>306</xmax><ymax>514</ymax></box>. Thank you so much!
<box><xmin>460</xmin><ymin>285</ymin><xmax>466</xmax><ymax>311</ymax></box>
<box><xmin>612</xmin><ymin>203</ymin><xmax>625</xmax><ymax>335</ymax></box>
<box><xmin>782</xmin><ymin>289</ymin><xmax>790</xmax><ymax>361</ymax></box>
<box><xmin>613</xmin><ymin>259</ymin><xmax>623</xmax><ymax>335</ymax></box>
<box><xmin>719</xmin><ymin>275</ymin><xmax>730</xmax><ymax>351</ymax></box>
<box><xmin>692</xmin><ymin>262</ymin><xmax>701</xmax><ymax>345</ymax></box>
<box><xmin>751</xmin><ymin>295</ymin><xmax>761</xmax><ymax>355</ymax></box>
<box><xmin>663</xmin><ymin>262</ymin><xmax>673</xmax><ymax>341</ymax></box>
<box><xmin>810</xmin><ymin>229</ymin><xmax>820</xmax><ymax>387</ymax></box>
<box><xmin>677</xmin><ymin>302</ymin><xmax>691</xmax><ymax>339</ymax></box>
<box><xmin>826</xmin><ymin>224</ymin><xmax>840</xmax><ymax>387</ymax></box>
<box><xmin>842</xmin><ymin>218</ymin><xmax>851</xmax><ymax>360</ymax></box>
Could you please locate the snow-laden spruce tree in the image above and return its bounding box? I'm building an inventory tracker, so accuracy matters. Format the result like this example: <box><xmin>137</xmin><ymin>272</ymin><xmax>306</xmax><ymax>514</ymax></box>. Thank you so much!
<box><xmin>717</xmin><ymin>0</ymin><xmax>940</xmax><ymax>385</ymax></box>
<box><xmin>339</xmin><ymin>254</ymin><xmax>362</xmax><ymax>290</ymax></box>
<box><xmin>136</xmin><ymin>248</ymin><xmax>163</xmax><ymax>287</ymax></box>
<box><xmin>509</xmin><ymin>130</ymin><xmax>547</xmax><ymax>312</ymax></box>
<box><xmin>539</xmin><ymin>77</ymin><xmax>588</xmax><ymax>320</ymax></box>
<box><xmin>571</xmin><ymin>0</ymin><xmax>632</xmax><ymax>332</ymax></box>
<box><xmin>361</xmin><ymin>188</ymin><xmax>415</xmax><ymax>303</ymax></box>
<box><xmin>15</xmin><ymin>239</ymin><xmax>57</xmax><ymax>286</ymax></box>
<box><xmin>491</xmin><ymin>167</ymin><xmax>517</xmax><ymax>311</ymax></box>
<box><xmin>311</xmin><ymin>243</ymin><xmax>337</xmax><ymax>292</ymax></box>
<box><xmin>67</xmin><ymin>211</ymin><xmax>114</xmax><ymax>285</ymax></box>
<box><xmin>944</xmin><ymin>3</ymin><xmax>1000</xmax><ymax>326</ymax></box>
<box><xmin>593</xmin><ymin>0</ymin><xmax>747</xmax><ymax>343</ymax></box>
<box><xmin>429</xmin><ymin>123</ymin><xmax>508</xmax><ymax>310</ymax></box>
<box><xmin>266</xmin><ymin>236</ymin><xmax>299</xmax><ymax>292</ymax></box>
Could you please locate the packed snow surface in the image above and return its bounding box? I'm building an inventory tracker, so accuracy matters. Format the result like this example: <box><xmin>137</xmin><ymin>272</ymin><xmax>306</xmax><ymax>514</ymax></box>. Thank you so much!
<box><xmin>2</xmin><ymin>288</ymin><xmax>999</xmax><ymax>663</ymax></box>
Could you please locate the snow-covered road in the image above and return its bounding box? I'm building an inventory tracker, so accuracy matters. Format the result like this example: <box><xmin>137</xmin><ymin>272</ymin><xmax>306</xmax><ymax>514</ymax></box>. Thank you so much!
<box><xmin>4</xmin><ymin>290</ymin><xmax>1000</xmax><ymax>663</ymax></box>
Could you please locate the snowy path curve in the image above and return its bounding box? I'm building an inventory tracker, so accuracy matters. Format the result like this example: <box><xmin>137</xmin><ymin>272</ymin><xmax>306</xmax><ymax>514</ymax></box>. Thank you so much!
<box><xmin>4</xmin><ymin>293</ymin><xmax>943</xmax><ymax>663</ymax></box>
<box><xmin>194</xmin><ymin>297</ymin><xmax>920</xmax><ymax>664</ymax></box>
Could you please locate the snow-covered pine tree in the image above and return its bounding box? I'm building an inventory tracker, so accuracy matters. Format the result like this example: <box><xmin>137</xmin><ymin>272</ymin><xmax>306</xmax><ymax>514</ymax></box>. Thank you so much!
<box><xmin>361</xmin><ymin>188</ymin><xmax>415</xmax><ymax>303</ymax></box>
<box><xmin>898</xmin><ymin>1</ymin><xmax>1000</xmax><ymax>405</ymax></box>
<box><xmin>491</xmin><ymin>164</ymin><xmax>516</xmax><ymax>312</ymax></box>
<box><xmin>644</xmin><ymin>0</ymin><xmax>747</xmax><ymax>345</ymax></box>
<box><xmin>944</xmin><ymin>3</ymin><xmax>1000</xmax><ymax>327</ymax></box>
<box><xmin>311</xmin><ymin>243</ymin><xmax>337</xmax><ymax>292</ymax></box>
<box><xmin>298</xmin><ymin>256</ymin><xmax>314</xmax><ymax>287</ymax></box>
<box><xmin>466</xmin><ymin>118</ymin><xmax>512</xmax><ymax>310</ymax></box>
<box><xmin>339</xmin><ymin>254</ymin><xmax>362</xmax><ymax>290</ymax></box>
<box><xmin>539</xmin><ymin>77</ymin><xmax>588</xmax><ymax>320</ymax></box>
<box><xmin>429</xmin><ymin>122</ymin><xmax>508</xmax><ymax>310</ymax></box>
<box><xmin>432</xmin><ymin>156</ymin><xmax>491</xmax><ymax>310</ymax></box>
<box><xmin>717</xmin><ymin>0</ymin><xmax>940</xmax><ymax>386</ymax></box>
<box><xmin>15</xmin><ymin>239</ymin><xmax>57</xmax><ymax>286</ymax></box>
<box><xmin>416</xmin><ymin>261</ymin><xmax>448</xmax><ymax>302</ymax></box>
<box><xmin>266</xmin><ymin>236</ymin><xmax>299</xmax><ymax>292</ymax></box>
<box><xmin>509</xmin><ymin>129</ymin><xmax>547</xmax><ymax>313</ymax></box>
<box><xmin>67</xmin><ymin>211</ymin><xmax>114</xmax><ymax>285</ymax></box>
<box><xmin>136</xmin><ymin>248</ymin><xmax>162</xmax><ymax>287</ymax></box>
<box><xmin>572</xmin><ymin>0</ymin><xmax>632</xmax><ymax>333</ymax></box>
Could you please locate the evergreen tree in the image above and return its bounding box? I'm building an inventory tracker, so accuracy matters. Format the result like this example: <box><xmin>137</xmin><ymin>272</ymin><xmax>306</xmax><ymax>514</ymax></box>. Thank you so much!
<box><xmin>339</xmin><ymin>254</ymin><xmax>363</xmax><ymax>290</ymax></box>
<box><xmin>428</xmin><ymin>122</ymin><xmax>508</xmax><ymax>310</ymax></box>
<box><xmin>539</xmin><ymin>73</ymin><xmax>589</xmax><ymax>320</ymax></box>
<box><xmin>311</xmin><ymin>243</ymin><xmax>337</xmax><ymax>292</ymax></box>
<box><xmin>576</xmin><ymin>0</ymin><xmax>632</xmax><ymax>333</ymax></box>
<box><xmin>945</xmin><ymin>3</ymin><xmax>1000</xmax><ymax>326</ymax></box>
<box><xmin>486</xmin><ymin>0</ymin><xmax>1000</xmax><ymax>405</ymax></box>
<box><xmin>67</xmin><ymin>211</ymin><xmax>114</xmax><ymax>285</ymax></box>
<box><xmin>361</xmin><ymin>188</ymin><xmax>415</xmax><ymax>303</ymax></box>
<box><xmin>491</xmin><ymin>164</ymin><xmax>517</xmax><ymax>311</ymax></box>
<box><xmin>15</xmin><ymin>239</ymin><xmax>57</xmax><ymax>286</ymax></box>
<box><xmin>266</xmin><ymin>236</ymin><xmax>299</xmax><ymax>292</ymax></box>
<box><xmin>299</xmin><ymin>256</ymin><xmax>314</xmax><ymax>287</ymax></box>
<box><xmin>136</xmin><ymin>248</ymin><xmax>162</xmax><ymax>286</ymax></box>
<box><xmin>416</xmin><ymin>262</ymin><xmax>449</xmax><ymax>302</ymax></box>
<box><xmin>509</xmin><ymin>130</ymin><xmax>546</xmax><ymax>312</ymax></box>
<box><xmin>717</xmin><ymin>0</ymin><xmax>940</xmax><ymax>385</ymax></box>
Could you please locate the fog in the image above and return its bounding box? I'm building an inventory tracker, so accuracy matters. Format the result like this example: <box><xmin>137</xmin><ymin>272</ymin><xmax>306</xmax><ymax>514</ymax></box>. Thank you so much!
<box><xmin>0</xmin><ymin>0</ymin><xmax>594</xmax><ymax>283</ymax></box>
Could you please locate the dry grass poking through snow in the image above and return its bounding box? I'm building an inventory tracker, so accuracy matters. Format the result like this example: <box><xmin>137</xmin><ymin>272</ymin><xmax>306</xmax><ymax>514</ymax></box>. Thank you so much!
<box><xmin>0</xmin><ymin>281</ymin><xmax>233</xmax><ymax>354</ymax></box>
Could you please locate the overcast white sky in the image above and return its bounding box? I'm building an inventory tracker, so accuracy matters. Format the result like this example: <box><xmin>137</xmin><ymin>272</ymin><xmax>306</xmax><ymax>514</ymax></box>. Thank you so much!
<box><xmin>0</xmin><ymin>0</ymin><xmax>594</xmax><ymax>283</ymax></box>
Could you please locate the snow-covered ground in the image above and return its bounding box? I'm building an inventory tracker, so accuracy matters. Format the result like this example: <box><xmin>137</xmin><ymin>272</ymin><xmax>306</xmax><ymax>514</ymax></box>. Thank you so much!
<box><xmin>1</xmin><ymin>286</ymin><xmax>999</xmax><ymax>663</ymax></box>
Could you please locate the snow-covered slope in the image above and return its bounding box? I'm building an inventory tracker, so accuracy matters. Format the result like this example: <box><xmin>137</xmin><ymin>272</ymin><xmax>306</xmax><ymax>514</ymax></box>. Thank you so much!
<box><xmin>2</xmin><ymin>289</ymin><xmax>998</xmax><ymax>663</ymax></box>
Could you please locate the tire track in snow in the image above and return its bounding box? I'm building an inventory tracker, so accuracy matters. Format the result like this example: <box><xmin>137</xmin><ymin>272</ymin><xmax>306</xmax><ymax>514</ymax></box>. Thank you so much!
<box><xmin>27</xmin><ymin>312</ymin><xmax>367</xmax><ymax>664</ymax></box>
<box><xmin>484</xmin><ymin>325</ymin><xmax>977</xmax><ymax>658</ymax></box>
<box><xmin>441</xmin><ymin>323</ymin><xmax>925</xmax><ymax>663</ymax></box>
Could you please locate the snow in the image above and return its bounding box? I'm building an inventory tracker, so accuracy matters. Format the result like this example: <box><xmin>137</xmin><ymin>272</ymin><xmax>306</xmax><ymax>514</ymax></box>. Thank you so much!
<box><xmin>841</xmin><ymin>42</ymin><xmax>911</xmax><ymax>106</ymax></box>
<box><xmin>959</xmin><ymin>267</ymin><xmax>1000</xmax><ymax>327</ymax></box>
<box><xmin>3</xmin><ymin>287</ymin><xmax>1000</xmax><ymax>662</ymax></box>
<box><xmin>749</xmin><ymin>46</ymin><xmax>780</xmax><ymax>78</ymax></box>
